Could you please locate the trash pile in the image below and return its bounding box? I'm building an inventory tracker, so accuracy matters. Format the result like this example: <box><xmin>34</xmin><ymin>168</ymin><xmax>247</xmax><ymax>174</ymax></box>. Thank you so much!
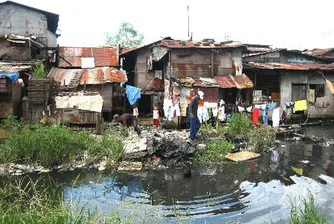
<box><xmin>123</xmin><ymin>129</ymin><xmax>196</xmax><ymax>167</ymax></box>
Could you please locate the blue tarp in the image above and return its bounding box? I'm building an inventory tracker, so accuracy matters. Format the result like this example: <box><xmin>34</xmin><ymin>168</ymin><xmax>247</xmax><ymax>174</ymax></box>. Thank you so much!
<box><xmin>126</xmin><ymin>85</ymin><xmax>141</xmax><ymax>106</ymax></box>
<box><xmin>0</xmin><ymin>72</ymin><xmax>19</xmax><ymax>82</ymax></box>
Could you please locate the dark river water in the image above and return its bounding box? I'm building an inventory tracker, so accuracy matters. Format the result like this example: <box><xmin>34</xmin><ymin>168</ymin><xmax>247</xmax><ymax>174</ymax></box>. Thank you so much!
<box><xmin>16</xmin><ymin>125</ymin><xmax>334</xmax><ymax>223</ymax></box>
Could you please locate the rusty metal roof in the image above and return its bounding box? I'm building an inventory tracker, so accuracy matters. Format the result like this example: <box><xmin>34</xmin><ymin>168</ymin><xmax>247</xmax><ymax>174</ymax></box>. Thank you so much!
<box><xmin>48</xmin><ymin>67</ymin><xmax>127</xmax><ymax>87</ymax></box>
<box><xmin>214</xmin><ymin>74</ymin><xmax>254</xmax><ymax>89</ymax></box>
<box><xmin>120</xmin><ymin>38</ymin><xmax>244</xmax><ymax>56</ymax></box>
<box><xmin>304</xmin><ymin>48</ymin><xmax>334</xmax><ymax>60</ymax></box>
<box><xmin>304</xmin><ymin>48</ymin><xmax>334</xmax><ymax>56</ymax></box>
<box><xmin>244</xmin><ymin>62</ymin><xmax>334</xmax><ymax>71</ymax></box>
<box><xmin>157</xmin><ymin>39</ymin><xmax>244</xmax><ymax>49</ymax></box>
<box><xmin>58</xmin><ymin>47</ymin><xmax>118</xmax><ymax>68</ymax></box>
<box><xmin>175</xmin><ymin>77</ymin><xmax>218</xmax><ymax>87</ymax></box>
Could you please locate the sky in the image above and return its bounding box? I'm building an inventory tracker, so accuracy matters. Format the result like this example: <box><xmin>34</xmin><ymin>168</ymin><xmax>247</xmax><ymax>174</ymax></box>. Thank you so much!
<box><xmin>3</xmin><ymin>0</ymin><xmax>334</xmax><ymax>50</ymax></box>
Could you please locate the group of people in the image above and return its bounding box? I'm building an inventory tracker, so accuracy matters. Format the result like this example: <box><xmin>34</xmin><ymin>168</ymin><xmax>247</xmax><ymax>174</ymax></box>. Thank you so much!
<box><xmin>113</xmin><ymin>90</ymin><xmax>305</xmax><ymax>140</ymax></box>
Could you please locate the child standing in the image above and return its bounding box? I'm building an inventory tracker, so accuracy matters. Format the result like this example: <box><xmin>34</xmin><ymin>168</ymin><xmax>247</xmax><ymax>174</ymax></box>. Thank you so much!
<box><xmin>153</xmin><ymin>105</ymin><xmax>160</xmax><ymax>132</ymax></box>
<box><xmin>133</xmin><ymin>105</ymin><xmax>139</xmax><ymax>119</ymax></box>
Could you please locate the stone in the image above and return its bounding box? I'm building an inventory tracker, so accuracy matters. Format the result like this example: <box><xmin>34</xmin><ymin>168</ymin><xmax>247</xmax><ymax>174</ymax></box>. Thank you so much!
<box><xmin>197</xmin><ymin>144</ymin><xmax>206</xmax><ymax>151</ymax></box>
<box><xmin>118</xmin><ymin>161</ymin><xmax>143</xmax><ymax>171</ymax></box>
<box><xmin>98</xmin><ymin>160</ymin><xmax>107</xmax><ymax>171</ymax></box>
<box><xmin>123</xmin><ymin>137</ymin><xmax>148</xmax><ymax>160</ymax></box>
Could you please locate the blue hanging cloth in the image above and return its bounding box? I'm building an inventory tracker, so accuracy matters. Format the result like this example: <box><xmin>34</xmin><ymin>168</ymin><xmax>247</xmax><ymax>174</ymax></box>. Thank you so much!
<box><xmin>126</xmin><ymin>85</ymin><xmax>141</xmax><ymax>106</ymax></box>
<box><xmin>0</xmin><ymin>72</ymin><xmax>19</xmax><ymax>82</ymax></box>
<box><xmin>268</xmin><ymin>103</ymin><xmax>277</xmax><ymax>110</ymax></box>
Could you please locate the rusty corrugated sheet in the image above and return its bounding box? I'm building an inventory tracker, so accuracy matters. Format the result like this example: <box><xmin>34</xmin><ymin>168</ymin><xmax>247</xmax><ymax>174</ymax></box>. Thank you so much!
<box><xmin>171</xmin><ymin>63</ymin><xmax>216</xmax><ymax>78</ymax></box>
<box><xmin>48</xmin><ymin>67</ymin><xmax>127</xmax><ymax>86</ymax></box>
<box><xmin>121</xmin><ymin>39</ymin><xmax>244</xmax><ymax>56</ymax></box>
<box><xmin>244</xmin><ymin>62</ymin><xmax>334</xmax><ymax>71</ymax></box>
<box><xmin>304</xmin><ymin>48</ymin><xmax>334</xmax><ymax>56</ymax></box>
<box><xmin>214</xmin><ymin>75</ymin><xmax>235</xmax><ymax>88</ymax></box>
<box><xmin>214</xmin><ymin>74</ymin><xmax>254</xmax><ymax>89</ymax></box>
<box><xmin>58</xmin><ymin>47</ymin><xmax>118</xmax><ymax>68</ymax></box>
<box><xmin>158</xmin><ymin>39</ymin><xmax>243</xmax><ymax>49</ymax></box>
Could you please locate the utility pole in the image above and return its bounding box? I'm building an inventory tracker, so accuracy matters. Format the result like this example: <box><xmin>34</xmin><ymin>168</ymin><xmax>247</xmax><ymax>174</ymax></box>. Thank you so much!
<box><xmin>187</xmin><ymin>5</ymin><xmax>190</xmax><ymax>39</ymax></box>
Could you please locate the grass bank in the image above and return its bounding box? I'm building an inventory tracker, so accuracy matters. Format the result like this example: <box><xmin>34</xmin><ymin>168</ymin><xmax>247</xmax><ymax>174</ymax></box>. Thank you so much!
<box><xmin>0</xmin><ymin>116</ymin><xmax>124</xmax><ymax>168</ymax></box>
<box><xmin>0</xmin><ymin>176</ymin><xmax>130</xmax><ymax>224</ymax></box>
<box><xmin>196</xmin><ymin>113</ymin><xmax>276</xmax><ymax>163</ymax></box>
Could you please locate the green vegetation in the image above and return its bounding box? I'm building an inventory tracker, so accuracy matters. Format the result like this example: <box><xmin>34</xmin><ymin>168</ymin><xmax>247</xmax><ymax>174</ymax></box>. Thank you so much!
<box><xmin>105</xmin><ymin>22</ymin><xmax>144</xmax><ymax>48</ymax></box>
<box><xmin>226</xmin><ymin>113</ymin><xmax>252</xmax><ymax>135</ymax></box>
<box><xmin>194</xmin><ymin>139</ymin><xmax>234</xmax><ymax>163</ymax></box>
<box><xmin>0</xmin><ymin>125</ymin><xmax>92</xmax><ymax>166</ymax></box>
<box><xmin>0</xmin><ymin>116</ymin><xmax>124</xmax><ymax>167</ymax></box>
<box><xmin>90</xmin><ymin>130</ymin><xmax>124</xmax><ymax>162</ymax></box>
<box><xmin>33</xmin><ymin>64</ymin><xmax>47</xmax><ymax>77</ymax></box>
<box><xmin>290</xmin><ymin>194</ymin><xmax>327</xmax><ymax>224</ymax></box>
<box><xmin>199</xmin><ymin>121</ymin><xmax>226</xmax><ymax>138</ymax></box>
<box><xmin>248</xmin><ymin>126</ymin><xmax>276</xmax><ymax>153</ymax></box>
<box><xmin>0</xmin><ymin>176</ymin><xmax>126</xmax><ymax>224</ymax></box>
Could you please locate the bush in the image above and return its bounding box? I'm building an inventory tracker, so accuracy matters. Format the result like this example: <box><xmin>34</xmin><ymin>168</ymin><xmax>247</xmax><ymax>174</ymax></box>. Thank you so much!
<box><xmin>248</xmin><ymin>126</ymin><xmax>276</xmax><ymax>153</ymax></box>
<box><xmin>227</xmin><ymin>113</ymin><xmax>252</xmax><ymax>135</ymax></box>
<box><xmin>33</xmin><ymin>64</ymin><xmax>47</xmax><ymax>77</ymax></box>
<box><xmin>194</xmin><ymin>138</ymin><xmax>234</xmax><ymax>163</ymax></box>
<box><xmin>89</xmin><ymin>130</ymin><xmax>124</xmax><ymax>162</ymax></box>
<box><xmin>0</xmin><ymin>125</ymin><xmax>94</xmax><ymax>166</ymax></box>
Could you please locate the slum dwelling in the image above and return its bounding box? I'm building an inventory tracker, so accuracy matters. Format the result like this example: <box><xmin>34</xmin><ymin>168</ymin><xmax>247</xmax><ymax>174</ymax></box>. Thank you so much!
<box><xmin>120</xmin><ymin>37</ymin><xmax>254</xmax><ymax>124</ymax></box>
<box><xmin>244</xmin><ymin>61</ymin><xmax>334</xmax><ymax>119</ymax></box>
<box><xmin>48</xmin><ymin>47</ymin><xmax>127</xmax><ymax>124</ymax></box>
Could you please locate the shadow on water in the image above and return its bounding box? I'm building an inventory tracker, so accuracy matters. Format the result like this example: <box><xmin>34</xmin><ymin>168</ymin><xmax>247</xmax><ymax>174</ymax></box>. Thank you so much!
<box><xmin>5</xmin><ymin>124</ymin><xmax>334</xmax><ymax>223</ymax></box>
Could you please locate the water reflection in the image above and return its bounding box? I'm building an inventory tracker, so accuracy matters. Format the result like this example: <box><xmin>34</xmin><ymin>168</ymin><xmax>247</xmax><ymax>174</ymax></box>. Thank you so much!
<box><xmin>50</xmin><ymin>125</ymin><xmax>334</xmax><ymax>223</ymax></box>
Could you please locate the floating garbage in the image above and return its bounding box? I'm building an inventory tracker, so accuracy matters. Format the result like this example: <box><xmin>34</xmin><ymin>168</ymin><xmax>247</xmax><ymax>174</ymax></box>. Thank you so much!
<box><xmin>225</xmin><ymin>151</ymin><xmax>261</xmax><ymax>162</ymax></box>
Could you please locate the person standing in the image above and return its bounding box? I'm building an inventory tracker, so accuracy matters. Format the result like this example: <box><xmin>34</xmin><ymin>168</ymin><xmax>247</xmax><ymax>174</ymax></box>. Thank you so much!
<box><xmin>252</xmin><ymin>106</ymin><xmax>260</xmax><ymax>125</ymax></box>
<box><xmin>153</xmin><ymin>105</ymin><xmax>160</xmax><ymax>132</ymax></box>
<box><xmin>133</xmin><ymin>105</ymin><xmax>139</xmax><ymax>119</ymax></box>
<box><xmin>188</xmin><ymin>90</ymin><xmax>204</xmax><ymax>140</ymax></box>
<box><xmin>263</xmin><ymin>104</ymin><xmax>269</xmax><ymax>125</ymax></box>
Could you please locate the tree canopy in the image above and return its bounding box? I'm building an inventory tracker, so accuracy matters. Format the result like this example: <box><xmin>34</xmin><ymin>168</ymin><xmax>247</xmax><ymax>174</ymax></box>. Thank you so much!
<box><xmin>105</xmin><ymin>22</ymin><xmax>144</xmax><ymax>48</ymax></box>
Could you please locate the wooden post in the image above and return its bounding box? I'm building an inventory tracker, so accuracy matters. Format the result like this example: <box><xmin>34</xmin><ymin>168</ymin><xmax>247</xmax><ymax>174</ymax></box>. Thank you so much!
<box><xmin>96</xmin><ymin>112</ymin><xmax>102</xmax><ymax>135</ymax></box>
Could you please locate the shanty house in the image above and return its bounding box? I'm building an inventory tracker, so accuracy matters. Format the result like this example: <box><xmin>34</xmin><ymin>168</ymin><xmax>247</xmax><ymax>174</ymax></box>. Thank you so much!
<box><xmin>244</xmin><ymin>51</ymin><xmax>334</xmax><ymax>119</ymax></box>
<box><xmin>0</xmin><ymin>1</ymin><xmax>59</xmax><ymax>63</ymax></box>
<box><xmin>48</xmin><ymin>47</ymin><xmax>127</xmax><ymax>122</ymax></box>
<box><xmin>121</xmin><ymin>38</ymin><xmax>254</xmax><ymax>116</ymax></box>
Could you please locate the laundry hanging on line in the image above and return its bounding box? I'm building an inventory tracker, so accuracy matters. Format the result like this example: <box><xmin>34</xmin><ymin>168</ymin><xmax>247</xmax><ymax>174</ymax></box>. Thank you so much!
<box><xmin>126</xmin><ymin>85</ymin><xmax>141</xmax><ymax>106</ymax></box>
<box><xmin>294</xmin><ymin>100</ymin><xmax>307</xmax><ymax>112</ymax></box>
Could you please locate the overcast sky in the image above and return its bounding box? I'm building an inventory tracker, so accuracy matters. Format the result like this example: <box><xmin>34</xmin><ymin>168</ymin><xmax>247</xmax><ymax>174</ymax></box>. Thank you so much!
<box><xmin>4</xmin><ymin>0</ymin><xmax>334</xmax><ymax>49</ymax></box>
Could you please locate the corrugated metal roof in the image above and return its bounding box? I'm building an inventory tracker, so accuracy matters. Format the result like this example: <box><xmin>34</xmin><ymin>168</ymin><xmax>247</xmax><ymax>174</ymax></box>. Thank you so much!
<box><xmin>157</xmin><ymin>39</ymin><xmax>243</xmax><ymax>49</ymax></box>
<box><xmin>120</xmin><ymin>38</ymin><xmax>244</xmax><ymax>55</ymax></box>
<box><xmin>48</xmin><ymin>67</ymin><xmax>127</xmax><ymax>87</ymax></box>
<box><xmin>304</xmin><ymin>48</ymin><xmax>334</xmax><ymax>56</ymax></box>
<box><xmin>58</xmin><ymin>47</ymin><xmax>118</xmax><ymax>68</ymax></box>
<box><xmin>174</xmin><ymin>77</ymin><xmax>218</xmax><ymax>87</ymax></box>
<box><xmin>244</xmin><ymin>62</ymin><xmax>334</xmax><ymax>71</ymax></box>
<box><xmin>214</xmin><ymin>74</ymin><xmax>254</xmax><ymax>89</ymax></box>
<box><xmin>304</xmin><ymin>48</ymin><xmax>334</xmax><ymax>60</ymax></box>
